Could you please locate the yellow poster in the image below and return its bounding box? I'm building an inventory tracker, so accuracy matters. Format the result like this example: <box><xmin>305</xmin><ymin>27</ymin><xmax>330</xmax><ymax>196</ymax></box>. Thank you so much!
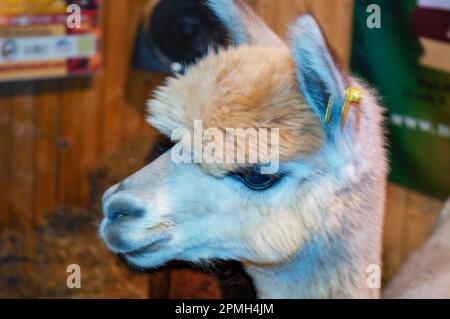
<box><xmin>0</xmin><ymin>0</ymin><xmax>101</xmax><ymax>82</ymax></box>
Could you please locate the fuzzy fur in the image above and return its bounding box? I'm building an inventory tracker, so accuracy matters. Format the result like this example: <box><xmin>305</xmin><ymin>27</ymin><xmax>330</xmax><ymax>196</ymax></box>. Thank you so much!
<box><xmin>100</xmin><ymin>0</ymin><xmax>390</xmax><ymax>298</ymax></box>
<box><xmin>148</xmin><ymin>45</ymin><xmax>324</xmax><ymax>176</ymax></box>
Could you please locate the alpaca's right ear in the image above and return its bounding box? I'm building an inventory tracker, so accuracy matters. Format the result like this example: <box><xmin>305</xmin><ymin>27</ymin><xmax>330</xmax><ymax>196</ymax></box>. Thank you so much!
<box><xmin>206</xmin><ymin>0</ymin><xmax>285</xmax><ymax>47</ymax></box>
<box><xmin>288</xmin><ymin>15</ymin><xmax>348</xmax><ymax>138</ymax></box>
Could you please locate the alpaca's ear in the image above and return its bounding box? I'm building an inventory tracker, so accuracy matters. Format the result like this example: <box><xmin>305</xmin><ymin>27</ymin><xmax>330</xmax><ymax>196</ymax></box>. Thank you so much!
<box><xmin>288</xmin><ymin>15</ymin><xmax>347</xmax><ymax>136</ymax></box>
<box><xmin>206</xmin><ymin>0</ymin><xmax>284</xmax><ymax>47</ymax></box>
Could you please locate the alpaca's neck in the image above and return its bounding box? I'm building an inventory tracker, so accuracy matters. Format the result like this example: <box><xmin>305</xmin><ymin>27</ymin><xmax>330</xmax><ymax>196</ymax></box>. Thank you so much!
<box><xmin>245</xmin><ymin>223</ymin><xmax>382</xmax><ymax>298</ymax></box>
<box><xmin>245</xmin><ymin>157</ymin><xmax>385</xmax><ymax>299</ymax></box>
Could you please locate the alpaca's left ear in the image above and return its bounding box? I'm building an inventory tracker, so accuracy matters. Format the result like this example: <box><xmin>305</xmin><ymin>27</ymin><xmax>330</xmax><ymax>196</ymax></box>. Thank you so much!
<box><xmin>206</xmin><ymin>0</ymin><xmax>284</xmax><ymax>47</ymax></box>
<box><xmin>288</xmin><ymin>15</ymin><xmax>347</xmax><ymax>137</ymax></box>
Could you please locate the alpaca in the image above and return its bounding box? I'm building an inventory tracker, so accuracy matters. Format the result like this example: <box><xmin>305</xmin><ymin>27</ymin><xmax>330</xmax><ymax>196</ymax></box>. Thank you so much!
<box><xmin>99</xmin><ymin>0</ymin><xmax>388</xmax><ymax>298</ymax></box>
<box><xmin>384</xmin><ymin>199</ymin><xmax>450</xmax><ymax>299</ymax></box>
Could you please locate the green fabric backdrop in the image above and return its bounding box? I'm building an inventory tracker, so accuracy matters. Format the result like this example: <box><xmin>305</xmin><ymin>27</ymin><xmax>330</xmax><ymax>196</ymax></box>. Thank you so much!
<box><xmin>351</xmin><ymin>0</ymin><xmax>450</xmax><ymax>199</ymax></box>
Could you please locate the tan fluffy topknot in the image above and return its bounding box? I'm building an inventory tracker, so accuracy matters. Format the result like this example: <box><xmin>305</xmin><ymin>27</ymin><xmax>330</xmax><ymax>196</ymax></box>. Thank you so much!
<box><xmin>147</xmin><ymin>45</ymin><xmax>324</xmax><ymax>176</ymax></box>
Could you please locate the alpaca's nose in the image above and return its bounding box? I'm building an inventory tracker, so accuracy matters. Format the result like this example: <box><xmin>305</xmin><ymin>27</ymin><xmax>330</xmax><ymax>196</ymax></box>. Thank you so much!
<box><xmin>102</xmin><ymin>186</ymin><xmax>146</xmax><ymax>222</ymax></box>
<box><xmin>104</xmin><ymin>198</ymin><xmax>145</xmax><ymax>222</ymax></box>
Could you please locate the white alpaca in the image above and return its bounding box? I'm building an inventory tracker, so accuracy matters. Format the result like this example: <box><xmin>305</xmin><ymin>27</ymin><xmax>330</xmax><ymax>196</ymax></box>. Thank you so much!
<box><xmin>99</xmin><ymin>0</ymin><xmax>395</xmax><ymax>298</ymax></box>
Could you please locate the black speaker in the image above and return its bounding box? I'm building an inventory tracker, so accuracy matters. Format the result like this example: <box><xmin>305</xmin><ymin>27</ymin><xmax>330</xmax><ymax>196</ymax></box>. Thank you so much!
<box><xmin>132</xmin><ymin>0</ymin><xmax>228</xmax><ymax>73</ymax></box>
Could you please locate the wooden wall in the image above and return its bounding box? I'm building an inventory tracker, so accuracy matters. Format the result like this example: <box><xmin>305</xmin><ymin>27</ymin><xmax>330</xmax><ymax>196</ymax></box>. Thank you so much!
<box><xmin>0</xmin><ymin>0</ymin><xmax>355</xmax><ymax>232</ymax></box>
<box><xmin>382</xmin><ymin>184</ymin><xmax>443</xmax><ymax>281</ymax></box>
<box><xmin>0</xmin><ymin>0</ymin><xmax>159</xmax><ymax>231</ymax></box>
<box><xmin>0</xmin><ymin>0</ymin><xmax>444</xmax><ymax>297</ymax></box>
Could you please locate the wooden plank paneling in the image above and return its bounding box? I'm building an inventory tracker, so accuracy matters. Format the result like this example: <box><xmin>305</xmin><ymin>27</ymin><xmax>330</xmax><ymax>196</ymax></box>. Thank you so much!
<box><xmin>382</xmin><ymin>184</ymin><xmax>408</xmax><ymax>281</ymax></box>
<box><xmin>9</xmin><ymin>83</ymin><xmax>36</xmax><ymax>231</ymax></box>
<box><xmin>79</xmin><ymin>76</ymin><xmax>102</xmax><ymax>203</ymax></box>
<box><xmin>34</xmin><ymin>81</ymin><xmax>59</xmax><ymax>224</ymax></box>
<box><xmin>402</xmin><ymin>191</ymin><xmax>439</xmax><ymax>256</ymax></box>
<box><xmin>0</xmin><ymin>84</ymin><xmax>12</xmax><ymax>230</ymax></box>
<box><xmin>118</xmin><ymin>0</ymin><xmax>154</xmax><ymax>143</ymax></box>
<box><xmin>253</xmin><ymin>0</ymin><xmax>354</xmax><ymax>68</ymax></box>
<box><xmin>58</xmin><ymin>79</ymin><xmax>84</xmax><ymax>205</ymax></box>
<box><xmin>100</xmin><ymin>0</ymin><xmax>129</xmax><ymax>154</ymax></box>
<box><xmin>382</xmin><ymin>184</ymin><xmax>444</xmax><ymax>283</ymax></box>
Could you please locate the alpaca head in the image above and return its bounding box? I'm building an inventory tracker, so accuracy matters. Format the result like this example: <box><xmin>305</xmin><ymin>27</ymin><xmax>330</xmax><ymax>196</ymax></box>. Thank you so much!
<box><xmin>100</xmin><ymin>0</ymin><xmax>360</xmax><ymax>269</ymax></box>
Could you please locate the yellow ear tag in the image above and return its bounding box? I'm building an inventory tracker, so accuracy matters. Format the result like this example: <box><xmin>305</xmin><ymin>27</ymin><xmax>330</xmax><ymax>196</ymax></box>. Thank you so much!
<box><xmin>341</xmin><ymin>87</ymin><xmax>363</xmax><ymax>128</ymax></box>
<box><xmin>325</xmin><ymin>94</ymin><xmax>334</xmax><ymax>124</ymax></box>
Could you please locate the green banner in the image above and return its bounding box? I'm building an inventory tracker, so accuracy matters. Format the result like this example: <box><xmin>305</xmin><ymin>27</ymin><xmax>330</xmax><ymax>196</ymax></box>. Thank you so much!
<box><xmin>351</xmin><ymin>0</ymin><xmax>450</xmax><ymax>199</ymax></box>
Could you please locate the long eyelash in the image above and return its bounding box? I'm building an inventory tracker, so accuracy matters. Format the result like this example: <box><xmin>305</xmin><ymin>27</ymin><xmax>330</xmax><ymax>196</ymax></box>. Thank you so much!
<box><xmin>230</xmin><ymin>165</ymin><xmax>287</xmax><ymax>177</ymax></box>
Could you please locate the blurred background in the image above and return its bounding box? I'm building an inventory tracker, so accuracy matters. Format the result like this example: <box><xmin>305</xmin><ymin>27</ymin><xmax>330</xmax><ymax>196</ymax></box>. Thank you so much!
<box><xmin>0</xmin><ymin>0</ymin><xmax>449</xmax><ymax>298</ymax></box>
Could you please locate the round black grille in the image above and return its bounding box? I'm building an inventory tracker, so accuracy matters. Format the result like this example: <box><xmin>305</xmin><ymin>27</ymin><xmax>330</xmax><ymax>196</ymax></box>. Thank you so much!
<box><xmin>147</xmin><ymin>0</ymin><xmax>228</xmax><ymax>67</ymax></box>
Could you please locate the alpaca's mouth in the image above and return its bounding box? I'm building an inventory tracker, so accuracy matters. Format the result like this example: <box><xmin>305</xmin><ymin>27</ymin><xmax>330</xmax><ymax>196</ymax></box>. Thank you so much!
<box><xmin>122</xmin><ymin>235</ymin><xmax>172</xmax><ymax>257</ymax></box>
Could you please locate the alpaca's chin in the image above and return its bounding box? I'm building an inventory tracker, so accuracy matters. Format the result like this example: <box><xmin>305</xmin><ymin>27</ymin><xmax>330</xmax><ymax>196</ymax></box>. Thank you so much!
<box><xmin>122</xmin><ymin>247</ymin><xmax>176</xmax><ymax>270</ymax></box>
<box><xmin>121</xmin><ymin>235</ymin><xmax>173</xmax><ymax>257</ymax></box>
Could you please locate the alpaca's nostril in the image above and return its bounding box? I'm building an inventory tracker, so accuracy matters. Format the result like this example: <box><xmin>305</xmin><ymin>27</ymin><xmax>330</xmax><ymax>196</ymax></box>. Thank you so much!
<box><xmin>103</xmin><ymin>194</ymin><xmax>146</xmax><ymax>222</ymax></box>
<box><xmin>111</xmin><ymin>211</ymin><xmax>127</xmax><ymax>222</ymax></box>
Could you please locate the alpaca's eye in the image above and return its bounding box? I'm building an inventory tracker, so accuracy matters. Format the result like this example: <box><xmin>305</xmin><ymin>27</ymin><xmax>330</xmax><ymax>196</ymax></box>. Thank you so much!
<box><xmin>230</xmin><ymin>166</ymin><xmax>281</xmax><ymax>190</ymax></box>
